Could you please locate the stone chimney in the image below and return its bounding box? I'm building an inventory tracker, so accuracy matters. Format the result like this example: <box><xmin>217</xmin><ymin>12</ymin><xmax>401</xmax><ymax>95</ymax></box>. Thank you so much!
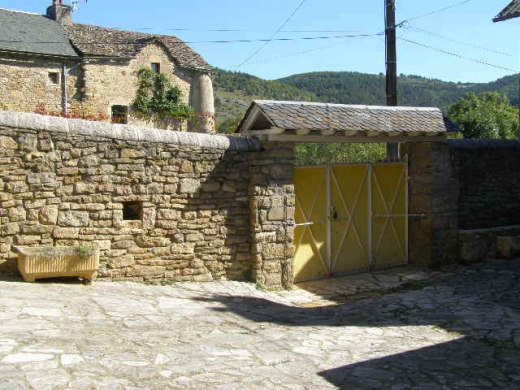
<box><xmin>46</xmin><ymin>0</ymin><xmax>73</xmax><ymax>25</ymax></box>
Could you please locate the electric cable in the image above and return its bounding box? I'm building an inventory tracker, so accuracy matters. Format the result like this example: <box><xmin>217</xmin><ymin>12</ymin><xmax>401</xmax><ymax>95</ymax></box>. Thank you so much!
<box><xmin>399</xmin><ymin>36</ymin><xmax>518</xmax><ymax>73</ymax></box>
<box><xmin>235</xmin><ymin>0</ymin><xmax>309</xmax><ymax>70</ymax></box>
<box><xmin>404</xmin><ymin>24</ymin><xmax>514</xmax><ymax>57</ymax></box>
<box><xmin>0</xmin><ymin>32</ymin><xmax>383</xmax><ymax>45</ymax></box>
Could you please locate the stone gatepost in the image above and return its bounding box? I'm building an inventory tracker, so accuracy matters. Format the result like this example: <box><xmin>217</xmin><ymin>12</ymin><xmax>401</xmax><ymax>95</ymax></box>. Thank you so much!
<box><xmin>400</xmin><ymin>142</ymin><xmax>458</xmax><ymax>268</ymax></box>
<box><xmin>248</xmin><ymin>142</ymin><xmax>295</xmax><ymax>289</ymax></box>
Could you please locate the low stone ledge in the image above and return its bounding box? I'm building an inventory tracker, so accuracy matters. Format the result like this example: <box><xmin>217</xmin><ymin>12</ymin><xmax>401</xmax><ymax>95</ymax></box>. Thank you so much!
<box><xmin>0</xmin><ymin>110</ymin><xmax>261</xmax><ymax>152</ymax></box>
<box><xmin>497</xmin><ymin>236</ymin><xmax>520</xmax><ymax>259</ymax></box>
<box><xmin>459</xmin><ymin>225</ymin><xmax>520</xmax><ymax>264</ymax></box>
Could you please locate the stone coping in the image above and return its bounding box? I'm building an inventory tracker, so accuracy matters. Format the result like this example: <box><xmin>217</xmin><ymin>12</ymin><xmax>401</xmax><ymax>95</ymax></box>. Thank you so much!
<box><xmin>0</xmin><ymin>110</ymin><xmax>261</xmax><ymax>152</ymax></box>
<box><xmin>448</xmin><ymin>139</ymin><xmax>520</xmax><ymax>149</ymax></box>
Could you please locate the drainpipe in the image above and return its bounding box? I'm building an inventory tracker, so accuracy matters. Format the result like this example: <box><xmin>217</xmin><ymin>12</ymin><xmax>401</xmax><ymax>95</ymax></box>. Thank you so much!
<box><xmin>62</xmin><ymin>62</ymin><xmax>68</xmax><ymax>116</ymax></box>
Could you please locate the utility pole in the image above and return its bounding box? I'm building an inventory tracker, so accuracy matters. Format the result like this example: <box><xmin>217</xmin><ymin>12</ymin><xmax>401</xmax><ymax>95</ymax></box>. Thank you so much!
<box><xmin>385</xmin><ymin>0</ymin><xmax>399</xmax><ymax>159</ymax></box>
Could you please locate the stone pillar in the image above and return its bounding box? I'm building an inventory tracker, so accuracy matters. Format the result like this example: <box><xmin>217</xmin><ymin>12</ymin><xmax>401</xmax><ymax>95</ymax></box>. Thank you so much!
<box><xmin>400</xmin><ymin>142</ymin><xmax>458</xmax><ymax>268</ymax></box>
<box><xmin>191</xmin><ymin>73</ymin><xmax>215</xmax><ymax>134</ymax></box>
<box><xmin>249</xmin><ymin>142</ymin><xmax>295</xmax><ymax>289</ymax></box>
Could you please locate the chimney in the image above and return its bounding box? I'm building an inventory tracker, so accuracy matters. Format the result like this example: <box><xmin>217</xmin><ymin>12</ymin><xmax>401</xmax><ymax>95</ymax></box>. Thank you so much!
<box><xmin>46</xmin><ymin>0</ymin><xmax>73</xmax><ymax>25</ymax></box>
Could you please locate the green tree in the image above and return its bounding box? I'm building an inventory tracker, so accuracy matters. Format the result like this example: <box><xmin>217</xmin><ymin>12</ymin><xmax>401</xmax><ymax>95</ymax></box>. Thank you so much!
<box><xmin>448</xmin><ymin>92</ymin><xmax>519</xmax><ymax>139</ymax></box>
<box><xmin>295</xmin><ymin>143</ymin><xmax>386</xmax><ymax>166</ymax></box>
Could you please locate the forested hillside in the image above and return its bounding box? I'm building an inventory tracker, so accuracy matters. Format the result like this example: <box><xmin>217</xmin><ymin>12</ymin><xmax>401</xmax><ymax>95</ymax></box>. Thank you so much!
<box><xmin>279</xmin><ymin>72</ymin><xmax>519</xmax><ymax>110</ymax></box>
<box><xmin>213</xmin><ymin>68</ymin><xmax>519</xmax><ymax>134</ymax></box>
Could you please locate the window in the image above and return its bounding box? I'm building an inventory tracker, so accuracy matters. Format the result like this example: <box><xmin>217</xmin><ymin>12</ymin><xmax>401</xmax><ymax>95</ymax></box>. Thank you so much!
<box><xmin>122</xmin><ymin>201</ymin><xmax>143</xmax><ymax>221</ymax></box>
<box><xmin>111</xmin><ymin>105</ymin><xmax>128</xmax><ymax>124</ymax></box>
<box><xmin>48</xmin><ymin>72</ymin><xmax>60</xmax><ymax>85</ymax></box>
<box><xmin>151</xmin><ymin>63</ymin><xmax>161</xmax><ymax>73</ymax></box>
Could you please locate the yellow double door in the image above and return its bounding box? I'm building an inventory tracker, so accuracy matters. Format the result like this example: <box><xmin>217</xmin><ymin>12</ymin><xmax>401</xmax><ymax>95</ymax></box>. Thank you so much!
<box><xmin>294</xmin><ymin>163</ymin><xmax>408</xmax><ymax>282</ymax></box>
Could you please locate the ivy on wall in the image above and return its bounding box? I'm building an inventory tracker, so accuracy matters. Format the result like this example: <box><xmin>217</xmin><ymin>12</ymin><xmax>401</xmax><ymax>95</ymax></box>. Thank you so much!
<box><xmin>133</xmin><ymin>68</ymin><xmax>195</xmax><ymax>121</ymax></box>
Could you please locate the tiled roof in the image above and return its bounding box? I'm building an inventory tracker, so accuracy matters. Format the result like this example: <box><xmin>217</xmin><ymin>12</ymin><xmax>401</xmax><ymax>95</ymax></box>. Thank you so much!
<box><xmin>65</xmin><ymin>24</ymin><xmax>212</xmax><ymax>71</ymax></box>
<box><xmin>239</xmin><ymin>100</ymin><xmax>447</xmax><ymax>137</ymax></box>
<box><xmin>0</xmin><ymin>8</ymin><xmax>78</xmax><ymax>57</ymax></box>
<box><xmin>494</xmin><ymin>0</ymin><xmax>520</xmax><ymax>22</ymax></box>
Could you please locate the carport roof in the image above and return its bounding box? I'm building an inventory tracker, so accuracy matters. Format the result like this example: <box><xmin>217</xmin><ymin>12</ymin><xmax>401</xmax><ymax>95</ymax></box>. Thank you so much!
<box><xmin>238</xmin><ymin>100</ymin><xmax>447</xmax><ymax>143</ymax></box>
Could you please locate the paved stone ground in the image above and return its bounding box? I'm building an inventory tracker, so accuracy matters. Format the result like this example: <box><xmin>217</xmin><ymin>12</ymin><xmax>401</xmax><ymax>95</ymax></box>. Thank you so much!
<box><xmin>0</xmin><ymin>260</ymin><xmax>519</xmax><ymax>390</ymax></box>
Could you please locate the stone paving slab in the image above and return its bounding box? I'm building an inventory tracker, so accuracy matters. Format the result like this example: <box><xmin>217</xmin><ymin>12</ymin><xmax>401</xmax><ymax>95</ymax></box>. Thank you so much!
<box><xmin>0</xmin><ymin>260</ymin><xmax>519</xmax><ymax>389</ymax></box>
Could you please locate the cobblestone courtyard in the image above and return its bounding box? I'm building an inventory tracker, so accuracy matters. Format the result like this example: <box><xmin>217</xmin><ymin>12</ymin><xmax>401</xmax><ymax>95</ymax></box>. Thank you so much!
<box><xmin>1</xmin><ymin>260</ymin><xmax>519</xmax><ymax>389</ymax></box>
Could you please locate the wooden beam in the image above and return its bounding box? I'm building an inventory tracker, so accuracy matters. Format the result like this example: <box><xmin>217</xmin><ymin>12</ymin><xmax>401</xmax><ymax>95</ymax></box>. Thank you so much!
<box><xmin>248</xmin><ymin>127</ymin><xmax>285</xmax><ymax>136</ymax></box>
<box><xmin>296</xmin><ymin>128</ymin><xmax>312</xmax><ymax>135</ymax></box>
<box><xmin>321</xmin><ymin>129</ymin><xmax>335</xmax><ymax>136</ymax></box>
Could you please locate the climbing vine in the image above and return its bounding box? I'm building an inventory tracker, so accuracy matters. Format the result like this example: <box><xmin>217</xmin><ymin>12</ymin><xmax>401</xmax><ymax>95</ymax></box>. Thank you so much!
<box><xmin>133</xmin><ymin>68</ymin><xmax>195</xmax><ymax>121</ymax></box>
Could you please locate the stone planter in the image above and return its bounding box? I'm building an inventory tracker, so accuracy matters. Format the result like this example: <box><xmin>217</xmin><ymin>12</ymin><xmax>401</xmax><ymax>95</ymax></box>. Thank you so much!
<box><xmin>16</xmin><ymin>246</ymin><xmax>99</xmax><ymax>283</ymax></box>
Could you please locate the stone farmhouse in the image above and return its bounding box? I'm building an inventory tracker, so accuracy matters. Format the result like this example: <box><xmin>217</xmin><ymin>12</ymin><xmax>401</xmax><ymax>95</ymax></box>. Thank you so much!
<box><xmin>0</xmin><ymin>1</ymin><xmax>215</xmax><ymax>132</ymax></box>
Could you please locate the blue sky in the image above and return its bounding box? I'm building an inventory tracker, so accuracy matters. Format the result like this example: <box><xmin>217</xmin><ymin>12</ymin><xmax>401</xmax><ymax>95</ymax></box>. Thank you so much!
<box><xmin>3</xmin><ymin>0</ymin><xmax>519</xmax><ymax>83</ymax></box>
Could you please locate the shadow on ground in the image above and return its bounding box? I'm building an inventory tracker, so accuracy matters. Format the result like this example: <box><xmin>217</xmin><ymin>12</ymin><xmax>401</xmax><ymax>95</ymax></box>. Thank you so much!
<box><xmin>319</xmin><ymin>337</ymin><xmax>520</xmax><ymax>389</ymax></box>
<box><xmin>196</xmin><ymin>260</ymin><xmax>520</xmax><ymax>389</ymax></box>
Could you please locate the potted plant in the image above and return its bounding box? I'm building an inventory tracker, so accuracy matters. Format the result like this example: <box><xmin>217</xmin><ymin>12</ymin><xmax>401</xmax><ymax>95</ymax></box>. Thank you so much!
<box><xmin>16</xmin><ymin>245</ymin><xmax>99</xmax><ymax>283</ymax></box>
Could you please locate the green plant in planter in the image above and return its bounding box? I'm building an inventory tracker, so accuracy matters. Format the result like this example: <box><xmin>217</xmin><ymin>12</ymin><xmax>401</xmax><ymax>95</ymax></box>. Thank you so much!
<box><xmin>75</xmin><ymin>244</ymin><xmax>94</xmax><ymax>258</ymax></box>
<box><xmin>133</xmin><ymin>68</ymin><xmax>195</xmax><ymax>122</ymax></box>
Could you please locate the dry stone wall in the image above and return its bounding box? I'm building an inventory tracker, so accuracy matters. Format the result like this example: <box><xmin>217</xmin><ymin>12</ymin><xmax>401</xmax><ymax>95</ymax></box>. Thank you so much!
<box><xmin>448</xmin><ymin>139</ymin><xmax>520</xmax><ymax>230</ymax></box>
<box><xmin>402</xmin><ymin>139</ymin><xmax>520</xmax><ymax>268</ymax></box>
<box><xmin>0</xmin><ymin>111</ymin><xmax>295</xmax><ymax>288</ymax></box>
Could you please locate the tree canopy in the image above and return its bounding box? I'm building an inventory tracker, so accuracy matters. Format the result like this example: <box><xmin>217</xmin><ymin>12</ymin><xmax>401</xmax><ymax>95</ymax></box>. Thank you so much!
<box><xmin>448</xmin><ymin>92</ymin><xmax>519</xmax><ymax>139</ymax></box>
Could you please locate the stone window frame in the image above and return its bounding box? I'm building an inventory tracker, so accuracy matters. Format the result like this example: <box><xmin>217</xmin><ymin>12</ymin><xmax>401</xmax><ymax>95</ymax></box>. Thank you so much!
<box><xmin>47</xmin><ymin>72</ymin><xmax>60</xmax><ymax>85</ymax></box>
<box><xmin>151</xmin><ymin>62</ymin><xmax>161</xmax><ymax>74</ymax></box>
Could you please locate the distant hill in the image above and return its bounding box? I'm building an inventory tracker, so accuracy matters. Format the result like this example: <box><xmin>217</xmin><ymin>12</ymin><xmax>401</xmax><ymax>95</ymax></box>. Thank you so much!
<box><xmin>213</xmin><ymin>68</ymin><xmax>519</xmax><ymax>133</ymax></box>
<box><xmin>279</xmin><ymin>72</ymin><xmax>519</xmax><ymax>110</ymax></box>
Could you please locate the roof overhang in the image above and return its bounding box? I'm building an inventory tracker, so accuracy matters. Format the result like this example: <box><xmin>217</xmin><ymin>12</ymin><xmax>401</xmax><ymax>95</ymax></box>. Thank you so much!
<box><xmin>493</xmin><ymin>0</ymin><xmax>520</xmax><ymax>22</ymax></box>
<box><xmin>0</xmin><ymin>48</ymin><xmax>80</xmax><ymax>60</ymax></box>
<box><xmin>238</xmin><ymin>100</ymin><xmax>448</xmax><ymax>143</ymax></box>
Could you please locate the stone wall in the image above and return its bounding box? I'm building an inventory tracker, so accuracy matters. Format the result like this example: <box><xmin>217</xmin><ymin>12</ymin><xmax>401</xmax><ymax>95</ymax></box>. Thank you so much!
<box><xmin>449</xmin><ymin>139</ymin><xmax>520</xmax><ymax>230</ymax></box>
<box><xmin>0</xmin><ymin>111</ymin><xmax>295</xmax><ymax>288</ymax></box>
<box><xmin>402</xmin><ymin>139</ymin><xmax>520</xmax><ymax>267</ymax></box>
<box><xmin>249</xmin><ymin>142</ymin><xmax>295</xmax><ymax>289</ymax></box>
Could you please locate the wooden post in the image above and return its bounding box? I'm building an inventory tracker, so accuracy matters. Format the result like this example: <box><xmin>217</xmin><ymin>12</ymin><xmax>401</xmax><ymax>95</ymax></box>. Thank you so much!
<box><xmin>385</xmin><ymin>0</ymin><xmax>399</xmax><ymax>159</ymax></box>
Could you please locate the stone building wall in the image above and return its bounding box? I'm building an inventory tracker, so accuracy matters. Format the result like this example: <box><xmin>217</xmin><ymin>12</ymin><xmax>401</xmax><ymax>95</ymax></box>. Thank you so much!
<box><xmin>0</xmin><ymin>110</ymin><xmax>295</xmax><ymax>288</ymax></box>
<box><xmin>0</xmin><ymin>43</ymin><xmax>210</xmax><ymax>132</ymax></box>
<box><xmin>79</xmin><ymin>43</ymin><xmax>194</xmax><ymax>130</ymax></box>
<box><xmin>0</xmin><ymin>54</ymin><xmax>79</xmax><ymax>114</ymax></box>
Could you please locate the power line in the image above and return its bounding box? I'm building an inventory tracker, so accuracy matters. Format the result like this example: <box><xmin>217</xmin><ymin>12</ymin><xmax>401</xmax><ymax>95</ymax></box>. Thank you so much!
<box><xmin>405</xmin><ymin>24</ymin><xmax>514</xmax><ymax>57</ymax></box>
<box><xmin>402</xmin><ymin>0</ymin><xmax>473</xmax><ymax>23</ymax></box>
<box><xmin>109</xmin><ymin>27</ymin><xmax>362</xmax><ymax>34</ymax></box>
<box><xmin>236</xmin><ymin>33</ymin><xmax>383</xmax><ymax>67</ymax></box>
<box><xmin>235</xmin><ymin>0</ymin><xmax>309</xmax><ymax>70</ymax></box>
<box><xmin>0</xmin><ymin>32</ymin><xmax>382</xmax><ymax>45</ymax></box>
<box><xmin>399</xmin><ymin>37</ymin><xmax>518</xmax><ymax>73</ymax></box>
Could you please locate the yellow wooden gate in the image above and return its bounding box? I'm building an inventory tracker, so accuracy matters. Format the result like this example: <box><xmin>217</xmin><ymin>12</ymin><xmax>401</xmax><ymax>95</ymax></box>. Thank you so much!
<box><xmin>294</xmin><ymin>162</ymin><xmax>408</xmax><ymax>282</ymax></box>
